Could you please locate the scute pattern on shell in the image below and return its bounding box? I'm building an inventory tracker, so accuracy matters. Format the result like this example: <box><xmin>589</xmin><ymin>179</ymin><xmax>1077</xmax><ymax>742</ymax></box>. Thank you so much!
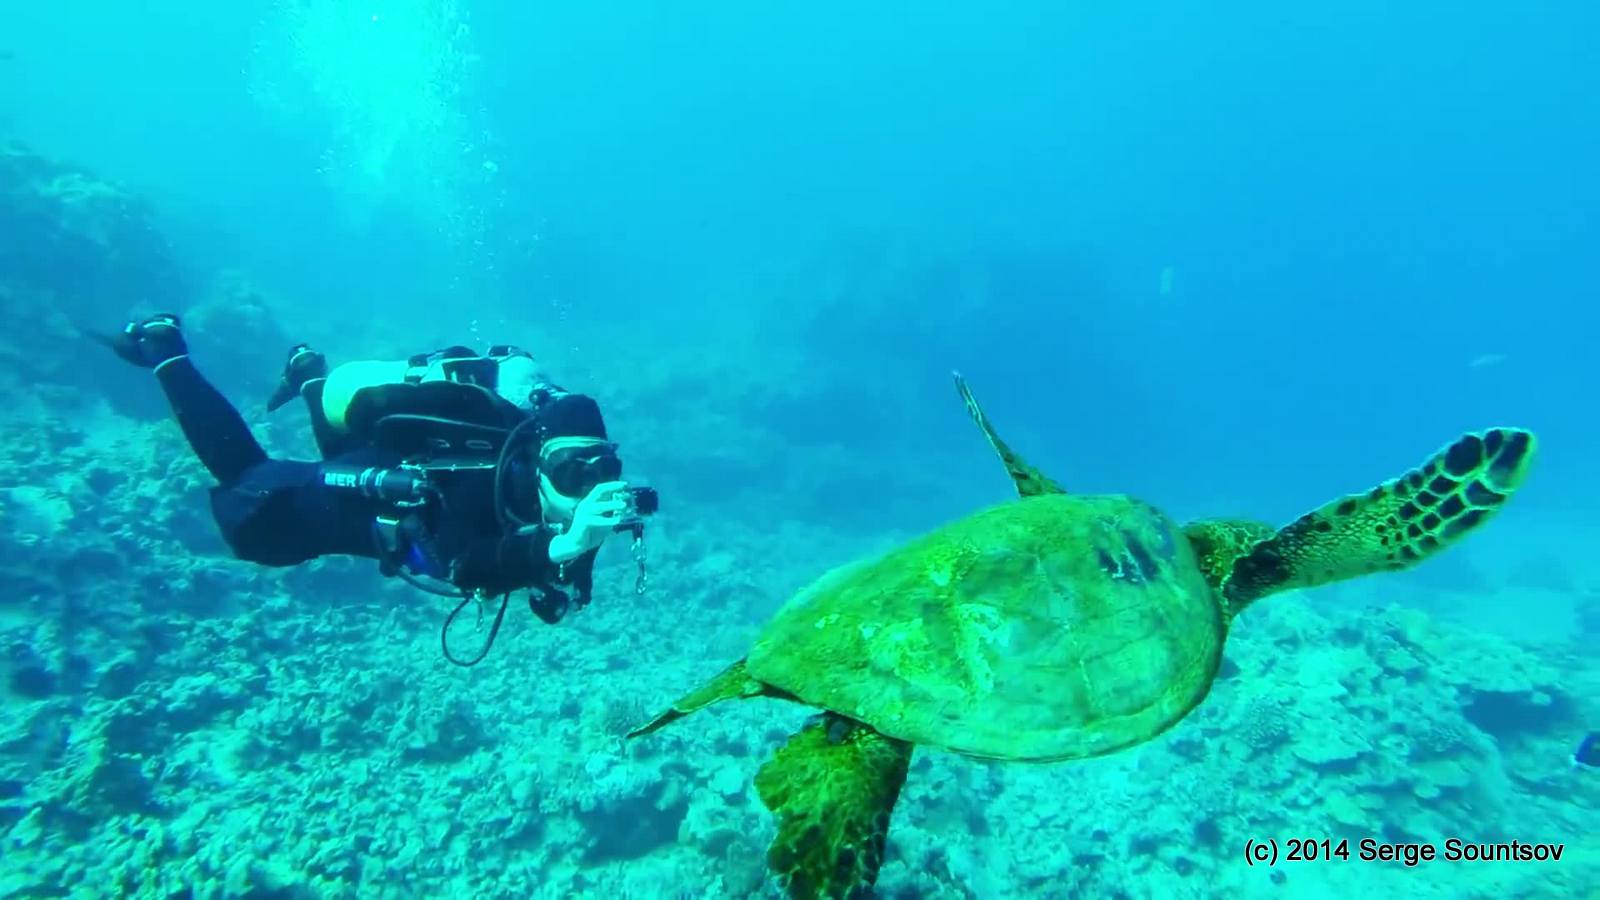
<box><xmin>747</xmin><ymin>493</ymin><xmax>1228</xmax><ymax>762</ymax></box>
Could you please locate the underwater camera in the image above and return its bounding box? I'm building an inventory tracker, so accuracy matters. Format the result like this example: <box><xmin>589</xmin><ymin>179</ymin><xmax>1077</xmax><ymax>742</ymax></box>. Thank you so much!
<box><xmin>616</xmin><ymin>485</ymin><xmax>659</xmax><ymax>529</ymax></box>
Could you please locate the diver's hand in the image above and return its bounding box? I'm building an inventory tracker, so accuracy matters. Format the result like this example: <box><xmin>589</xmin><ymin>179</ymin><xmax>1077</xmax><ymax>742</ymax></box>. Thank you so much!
<box><xmin>547</xmin><ymin>481</ymin><xmax>628</xmax><ymax>563</ymax></box>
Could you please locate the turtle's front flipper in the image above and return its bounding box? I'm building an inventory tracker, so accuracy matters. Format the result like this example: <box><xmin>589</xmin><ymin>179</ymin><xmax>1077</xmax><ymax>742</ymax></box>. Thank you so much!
<box><xmin>1224</xmin><ymin>427</ymin><xmax>1536</xmax><ymax>613</ymax></box>
<box><xmin>755</xmin><ymin>713</ymin><xmax>913</xmax><ymax>900</ymax></box>
<box><xmin>1183</xmin><ymin>518</ymin><xmax>1278</xmax><ymax>592</ymax></box>
<box><xmin>952</xmin><ymin>371</ymin><xmax>1065</xmax><ymax>497</ymax></box>
<box><xmin>626</xmin><ymin>659</ymin><xmax>770</xmax><ymax>738</ymax></box>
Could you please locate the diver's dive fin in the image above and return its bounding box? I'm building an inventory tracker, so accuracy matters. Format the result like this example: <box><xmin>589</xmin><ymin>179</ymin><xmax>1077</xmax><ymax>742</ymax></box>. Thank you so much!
<box><xmin>81</xmin><ymin>326</ymin><xmax>118</xmax><ymax>352</ymax></box>
<box><xmin>266</xmin><ymin>379</ymin><xmax>298</xmax><ymax>412</ymax></box>
<box><xmin>1574</xmin><ymin>732</ymin><xmax>1598</xmax><ymax>768</ymax></box>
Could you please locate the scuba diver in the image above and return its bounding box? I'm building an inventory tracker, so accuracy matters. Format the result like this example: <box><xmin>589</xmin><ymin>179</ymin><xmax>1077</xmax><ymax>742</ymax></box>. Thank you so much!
<box><xmin>100</xmin><ymin>313</ymin><xmax>658</xmax><ymax>665</ymax></box>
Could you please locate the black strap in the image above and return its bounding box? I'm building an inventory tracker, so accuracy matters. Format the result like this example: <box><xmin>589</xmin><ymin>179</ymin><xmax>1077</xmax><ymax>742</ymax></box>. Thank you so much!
<box><xmin>440</xmin><ymin>592</ymin><xmax>512</xmax><ymax>667</ymax></box>
<box><xmin>369</xmin><ymin>517</ymin><xmax>509</xmax><ymax>666</ymax></box>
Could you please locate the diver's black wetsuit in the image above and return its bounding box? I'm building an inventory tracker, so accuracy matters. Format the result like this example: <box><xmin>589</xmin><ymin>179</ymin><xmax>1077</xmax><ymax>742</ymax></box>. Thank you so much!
<box><xmin>153</xmin><ymin>356</ymin><xmax>591</xmax><ymax>601</ymax></box>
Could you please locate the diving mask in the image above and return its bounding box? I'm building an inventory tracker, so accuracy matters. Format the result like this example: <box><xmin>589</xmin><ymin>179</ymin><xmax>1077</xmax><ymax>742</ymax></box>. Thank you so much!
<box><xmin>541</xmin><ymin>439</ymin><xmax>623</xmax><ymax>498</ymax></box>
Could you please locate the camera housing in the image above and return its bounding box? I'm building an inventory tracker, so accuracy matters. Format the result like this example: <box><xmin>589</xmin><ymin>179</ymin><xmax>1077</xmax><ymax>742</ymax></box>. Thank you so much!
<box><xmin>625</xmin><ymin>485</ymin><xmax>660</xmax><ymax>517</ymax></box>
<box><xmin>613</xmin><ymin>485</ymin><xmax>659</xmax><ymax>533</ymax></box>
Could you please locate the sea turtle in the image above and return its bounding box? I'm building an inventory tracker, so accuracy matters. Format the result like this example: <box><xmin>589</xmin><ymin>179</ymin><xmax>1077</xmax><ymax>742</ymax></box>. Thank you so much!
<box><xmin>628</xmin><ymin>372</ymin><xmax>1536</xmax><ymax>899</ymax></box>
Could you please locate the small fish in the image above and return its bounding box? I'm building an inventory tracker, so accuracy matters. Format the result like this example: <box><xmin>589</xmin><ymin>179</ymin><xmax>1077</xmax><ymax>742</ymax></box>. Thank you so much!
<box><xmin>1468</xmin><ymin>353</ymin><xmax>1508</xmax><ymax>369</ymax></box>
<box><xmin>1574</xmin><ymin>732</ymin><xmax>1599</xmax><ymax>768</ymax></box>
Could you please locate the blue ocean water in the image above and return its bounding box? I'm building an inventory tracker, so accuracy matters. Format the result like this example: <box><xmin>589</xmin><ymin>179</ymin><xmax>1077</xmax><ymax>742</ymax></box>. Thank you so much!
<box><xmin>1</xmin><ymin>2</ymin><xmax>1595</xmax><ymax>897</ymax></box>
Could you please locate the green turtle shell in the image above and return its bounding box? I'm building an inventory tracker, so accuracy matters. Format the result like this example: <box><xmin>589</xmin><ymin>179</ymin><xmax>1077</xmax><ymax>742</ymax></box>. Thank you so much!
<box><xmin>746</xmin><ymin>493</ymin><xmax>1225</xmax><ymax>762</ymax></box>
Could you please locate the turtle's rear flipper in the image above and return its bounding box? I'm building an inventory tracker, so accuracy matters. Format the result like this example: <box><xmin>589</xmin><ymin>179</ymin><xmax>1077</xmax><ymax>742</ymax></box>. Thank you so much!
<box><xmin>755</xmin><ymin>714</ymin><xmax>913</xmax><ymax>900</ymax></box>
<box><xmin>1224</xmin><ymin>427</ymin><xmax>1536</xmax><ymax>612</ymax></box>
<box><xmin>952</xmin><ymin>371</ymin><xmax>1065</xmax><ymax>497</ymax></box>
<box><xmin>626</xmin><ymin>658</ymin><xmax>769</xmax><ymax>738</ymax></box>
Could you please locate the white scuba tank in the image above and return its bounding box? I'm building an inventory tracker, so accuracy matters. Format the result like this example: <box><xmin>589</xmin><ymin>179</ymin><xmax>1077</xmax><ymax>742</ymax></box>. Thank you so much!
<box><xmin>322</xmin><ymin>348</ymin><xmax>549</xmax><ymax>433</ymax></box>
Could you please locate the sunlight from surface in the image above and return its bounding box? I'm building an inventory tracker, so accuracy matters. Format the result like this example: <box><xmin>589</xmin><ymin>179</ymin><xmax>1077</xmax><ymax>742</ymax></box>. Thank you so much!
<box><xmin>247</xmin><ymin>0</ymin><xmax>491</xmax><ymax>228</ymax></box>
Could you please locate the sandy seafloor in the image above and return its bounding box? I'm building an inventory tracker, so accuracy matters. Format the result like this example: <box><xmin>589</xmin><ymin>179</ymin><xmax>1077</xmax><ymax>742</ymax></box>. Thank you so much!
<box><xmin>1</xmin><ymin>144</ymin><xmax>1597</xmax><ymax>899</ymax></box>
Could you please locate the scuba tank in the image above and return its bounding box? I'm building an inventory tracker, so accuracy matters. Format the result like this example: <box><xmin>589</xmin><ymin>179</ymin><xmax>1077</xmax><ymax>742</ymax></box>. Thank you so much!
<box><xmin>320</xmin><ymin>345</ymin><xmax>551</xmax><ymax>437</ymax></box>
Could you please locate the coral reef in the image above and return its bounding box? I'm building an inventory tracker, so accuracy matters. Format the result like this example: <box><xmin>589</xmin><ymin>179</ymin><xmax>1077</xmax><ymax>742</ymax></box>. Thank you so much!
<box><xmin>1</xmin><ymin>149</ymin><xmax>1595</xmax><ymax>900</ymax></box>
<box><xmin>0</xmin><ymin>141</ymin><xmax>184</xmax><ymax>322</ymax></box>
<box><xmin>3</xmin><ymin>370</ymin><xmax>1595</xmax><ymax>898</ymax></box>
<box><xmin>0</xmin><ymin>146</ymin><xmax>301</xmax><ymax>422</ymax></box>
